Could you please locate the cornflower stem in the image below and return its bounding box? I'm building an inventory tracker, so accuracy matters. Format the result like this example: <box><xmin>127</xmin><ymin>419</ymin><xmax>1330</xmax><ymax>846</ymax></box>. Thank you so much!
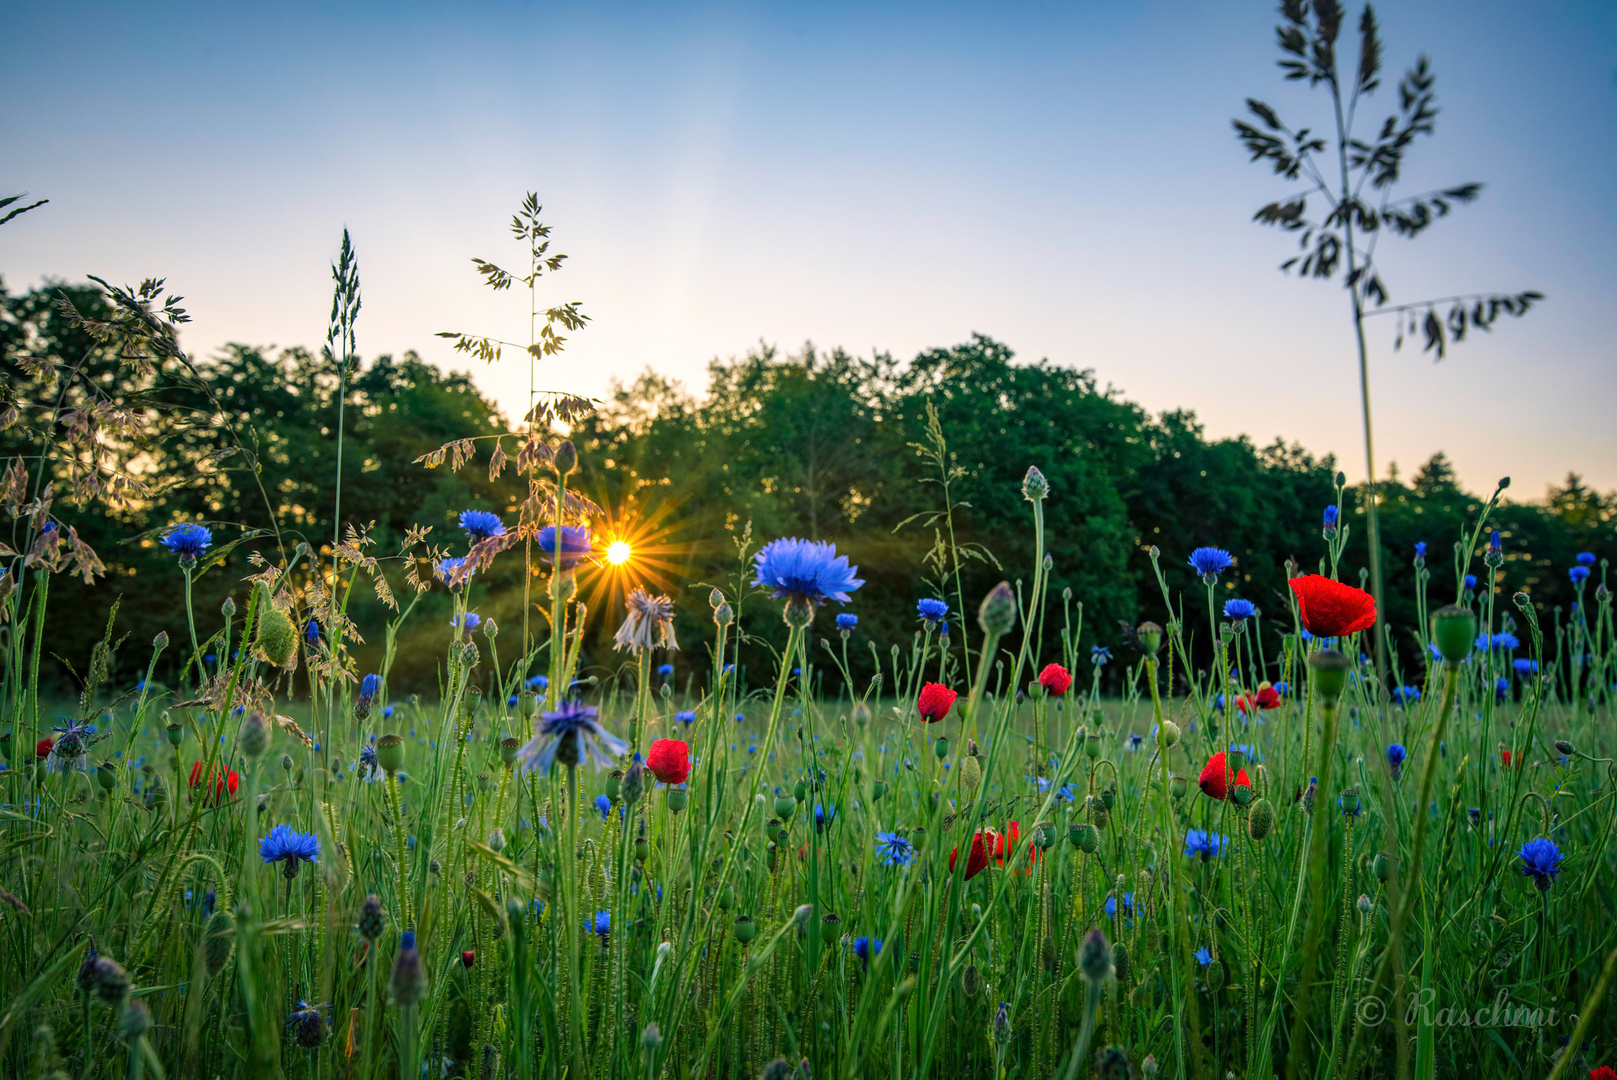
<box><xmin>387</xmin><ymin>770</ymin><xmax>411</xmax><ymax>928</ymax></box>
<box><xmin>182</xmin><ymin>567</ymin><xmax>201</xmax><ymax>689</ymax></box>
<box><xmin>1283</xmin><ymin>689</ymin><xmax>1343</xmax><ymax>1080</ymax></box>
<box><xmin>634</xmin><ymin>648</ymin><xmax>652</xmax><ymax>752</ymax></box>
<box><xmin>561</xmin><ymin>761</ymin><xmax>587</xmax><ymax>1080</ymax></box>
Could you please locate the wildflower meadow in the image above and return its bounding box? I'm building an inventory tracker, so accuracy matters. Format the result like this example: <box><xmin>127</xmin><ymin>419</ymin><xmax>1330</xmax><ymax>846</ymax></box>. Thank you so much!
<box><xmin>4</xmin><ymin>6</ymin><xmax>1616</xmax><ymax>1080</ymax></box>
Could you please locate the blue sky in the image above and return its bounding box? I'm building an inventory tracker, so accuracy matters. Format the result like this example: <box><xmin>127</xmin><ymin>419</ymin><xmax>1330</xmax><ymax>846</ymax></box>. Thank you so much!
<box><xmin>4</xmin><ymin>1</ymin><xmax>1615</xmax><ymax>492</ymax></box>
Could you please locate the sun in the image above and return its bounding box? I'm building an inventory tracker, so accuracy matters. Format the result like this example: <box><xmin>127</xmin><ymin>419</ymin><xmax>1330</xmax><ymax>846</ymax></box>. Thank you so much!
<box><xmin>606</xmin><ymin>539</ymin><xmax>632</xmax><ymax>566</ymax></box>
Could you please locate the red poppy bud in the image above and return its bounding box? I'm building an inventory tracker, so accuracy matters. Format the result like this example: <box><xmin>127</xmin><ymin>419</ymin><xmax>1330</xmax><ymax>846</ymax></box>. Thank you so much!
<box><xmin>917</xmin><ymin>682</ymin><xmax>957</xmax><ymax>723</ymax></box>
<box><xmin>1036</xmin><ymin>664</ymin><xmax>1073</xmax><ymax>698</ymax></box>
<box><xmin>36</xmin><ymin>737</ymin><xmax>54</xmax><ymax>759</ymax></box>
<box><xmin>1287</xmin><ymin>575</ymin><xmax>1376</xmax><ymax>638</ymax></box>
<box><xmin>949</xmin><ymin>831</ymin><xmax>991</xmax><ymax>880</ymax></box>
<box><xmin>645</xmin><ymin>739</ymin><xmax>691</xmax><ymax>785</ymax></box>
<box><xmin>461</xmin><ymin>950</ymin><xmax>475</xmax><ymax>968</ymax></box>
<box><xmin>1197</xmin><ymin>752</ymin><xmax>1251</xmax><ymax>801</ymax></box>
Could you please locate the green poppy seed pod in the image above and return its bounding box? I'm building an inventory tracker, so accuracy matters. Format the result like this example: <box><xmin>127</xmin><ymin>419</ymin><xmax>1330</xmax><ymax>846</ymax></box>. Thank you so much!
<box><xmin>1112</xmin><ymin>941</ymin><xmax>1130</xmax><ymax>984</ymax></box>
<box><xmin>119</xmin><ymin>1000</ymin><xmax>152</xmax><ymax>1043</ymax></box>
<box><xmin>1357</xmin><ymin>893</ymin><xmax>1374</xmax><ymax>915</ymax></box>
<box><xmin>794</xmin><ymin>780</ymin><xmax>808</xmax><ymax>803</ymax></box>
<box><xmin>871</xmin><ymin>779</ymin><xmax>886</xmax><ymax>801</ymax></box>
<box><xmin>1027</xmin><ymin>680</ymin><xmax>1045</xmax><ymax>700</ymax></box>
<box><xmin>358</xmin><ymin>895</ymin><xmax>385</xmax><ymax>942</ymax></box>
<box><xmin>621</xmin><ymin>760</ymin><xmax>645</xmax><ymax>807</ymax></box>
<box><xmin>1247</xmin><ymin>798</ymin><xmax>1275</xmax><ymax>841</ymax></box>
<box><xmin>91</xmin><ymin>957</ymin><xmax>131</xmax><ymax>1006</ymax></box>
<box><xmin>239</xmin><ymin>711</ymin><xmax>269</xmax><ymax>758</ymax></box>
<box><xmin>1431</xmin><ymin>605</ymin><xmax>1477</xmax><ymax>666</ymax></box>
<box><xmin>1205</xmin><ymin>957</ymin><xmax>1225</xmax><ymax>992</ymax></box>
<box><xmin>518</xmin><ymin>692</ymin><xmax>537</xmax><ymax>719</ymax></box>
<box><xmin>203</xmin><ymin>909</ymin><xmax>236</xmax><ymax>974</ymax></box>
<box><xmin>1021</xmin><ymin>465</ymin><xmax>1049</xmax><ymax>501</ymax></box>
<box><xmin>910</xmin><ymin>826</ymin><xmax>927</xmax><ymax>851</ymax></box>
<box><xmin>166</xmin><ymin>722</ymin><xmax>184</xmax><ymax>747</ymax></box>
<box><xmin>375</xmin><ymin>734</ymin><xmax>404</xmax><ymax>774</ymax></box>
<box><xmin>96</xmin><ymin>762</ymin><xmax>117</xmax><ymax>793</ymax></box>
<box><xmin>500</xmin><ymin>737</ymin><xmax>521</xmax><ymax>767</ymax></box>
<box><xmin>718</xmin><ymin>883</ymin><xmax>735</xmax><ymax>910</ymax></box>
<box><xmin>1233</xmin><ymin>781</ymin><xmax>1252</xmax><ymax>807</ymax></box>
<box><xmin>1087</xmin><ymin>796</ymin><xmax>1110</xmax><ymax>831</ymax></box>
<box><xmin>634</xmin><ymin>838</ymin><xmax>650</xmax><ymax>862</ymax></box>
<box><xmin>774</xmin><ymin>793</ymin><xmax>796</xmax><ymax>819</ymax></box>
<box><xmin>153</xmin><ymin>630</ymin><xmax>169</xmax><ymax>650</ymax></box>
<box><xmin>1070</xmin><ymin>822</ymin><xmax>1099</xmax><ymax>854</ymax></box>
<box><xmin>783</xmin><ymin>595</ymin><xmax>815</xmax><ymax>630</ymax></box>
<box><xmin>1373</xmin><ymin>851</ymin><xmax>1395</xmax><ymax>883</ymax></box>
<box><xmin>934</xmin><ymin>736</ymin><xmax>949</xmax><ymax>760</ymax></box>
<box><xmin>1085</xmin><ymin>732</ymin><xmax>1102</xmax><ymax>759</ymax></box>
<box><xmin>1555</xmin><ymin>740</ymin><xmax>1575</xmax><ymax>757</ymax></box>
<box><xmin>1340</xmin><ymin>787</ymin><xmax>1361</xmax><ymax>815</ymax></box>
<box><xmin>254</xmin><ymin>589</ymin><xmax>296</xmax><ymax>667</ymax></box>
<box><xmin>605</xmin><ymin>770</ymin><xmax>623</xmax><ymax>802</ymax></box>
<box><xmin>978</xmin><ymin>581</ymin><xmax>1017</xmax><ymax>638</ymax></box>
<box><xmin>1169</xmin><ymin>775</ymin><xmax>1187</xmax><ymax>800</ymax></box>
<box><xmin>1099</xmin><ymin>786</ymin><xmax>1116</xmax><ymax>811</ymax></box>
<box><xmin>962</xmin><ymin>963</ymin><xmax>982</xmax><ymax>997</ymax></box>
<box><xmin>666</xmin><ymin>785</ymin><xmax>689</xmax><ymax>812</ymax></box>
<box><xmin>553</xmin><ymin>439</ymin><xmax>577</xmax><ymax>476</ymax></box>
<box><xmin>1136</xmin><ymin>621</ymin><xmax>1163</xmax><ymax>655</ymax></box>
<box><xmin>1078</xmin><ymin>928</ymin><xmax>1114</xmax><ymax>984</ymax></box>
<box><xmin>1226</xmin><ymin>747</ymin><xmax>1246</xmax><ymax>772</ymax></box>
<box><xmin>958</xmin><ymin>754</ymin><xmax>982</xmax><ymax>792</ymax></box>
<box><xmin>1308</xmin><ymin>649</ymin><xmax>1352</xmax><ymax>701</ymax></box>
<box><xmin>820</xmin><ymin>913</ymin><xmax>840</xmax><ymax>945</ymax></box>
<box><xmin>1158</xmin><ymin>720</ymin><xmax>1180</xmax><ymax>748</ymax></box>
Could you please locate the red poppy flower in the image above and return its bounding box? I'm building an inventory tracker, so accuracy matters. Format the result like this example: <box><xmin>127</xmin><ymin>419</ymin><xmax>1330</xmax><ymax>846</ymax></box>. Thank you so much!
<box><xmin>1197</xmin><ymin>752</ymin><xmax>1251</xmax><ymax>801</ymax></box>
<box><xmin>188</xmin><ymin>760</ymin><xmax>240</xmax><ymax>806</ymax></box>
<box><xmin>917</xmin><ymin>682</ymin><xmax>957</xmax><ymax>723</ymax></box>
<box><xmin>993</xmin><ymin>821</ymin><xmax>1038</xmax><ymax>873</ymax></box>
<box><xmin>1589</xmin><ymin>1067</ymin><xmax>1617</xmax><ymax>1080</ymax></box>
<box><xmin>35</xmin><ymin>737</ymin><xmax>54</xmax><ymax>759</ymax></box>
<box><xmin>1501</xmin><ymin>749</ymin><xmax>1523</xmax><ymax>769</ymax></box>
<box><xmin>645</xmin><ymin>738</ymin><xmax>691</xmax><ymax>785</ymax></box>
<box><xmin>461</xmin><ymin>950</ymin><xmax>475</xmax><ymax>968</ymax></box>
<box><xmin>1036</xmin><ymin>664</ymin><xmax>1072</xmax><ymax>698</ymax></box>
<box><xmin>1287</xmin><ymin>574</ymin><xmax>1377</xmax><ymax>637</ymax></box>
<box><xmin>949</xmin><ymin>831</ymin><xmax>991</xmax><ymax>880</ymax></box>
<box><xmin>1236</xmin><ymin>685</ymin><xmax>1282</xmax><ymax>713</ymax></box>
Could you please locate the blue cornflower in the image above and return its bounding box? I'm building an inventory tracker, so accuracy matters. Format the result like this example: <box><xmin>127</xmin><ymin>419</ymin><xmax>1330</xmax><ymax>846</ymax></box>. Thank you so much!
<box><xmin>1387</xmin><ymin>744</ymin><xmax>1407</xmax><ymax>768</ymax></box>
<box><xmin>1091</xmin><ymin>645</ymin><xmax>1111</xmax><ymax>666</ymax></box>
<box><xmin>917</xmin><ymin>598</ymin><xmax>949</xmax><ymax>626</ymax></box>
<box><xmin>853</xmin><ymin>936</ymin><xmax>882</xmax><ymax>964</ymax></box>
<box><xmin>1517</xmin><ymin>837</ymin><xmax>1562</xmax><ymax>892</ymax></box>
<box><xmin>1570</xmin><ymin>565</ymin><xmax>1590</xmax><ymax>585</ymax></box>
<box><xmin>814</xmin><ymin>803</ymin><xmax>836</xmax><ymax>830</ymax></box>
<box><xmin>306</xmin><ymin>620</ymin><xmax>321</xmax><ymax>645</ymax></box>
<box><xmin>359</xmin><ymin>673</ymin><xmax>382</xmax><ymax>700</ymax></box>
<box><xmin>1390</xmin><ymin>685</ymin><xmax>1421</xmax><ymax>705</ymax></box>
<box><xmin>675</xmin><ymin>710</ymin><xmax>696</xmax><ymax>726</ymax></box>
<box><xmin>734</xmin><ymin>712</ymin><xmax>745</xmax><ymax>723</ymax></box>
<box><xmin>1476</xmin><ymin>631</ymin><xmax>1519</xmax><ymax>651</ymax></box>
<box><xmin>451</xmin><ymin>612</ymin><xmax>481</xmax><ymax>633</ymax></box>
<box><xmin>259</xmin><ymin>824</ymin><xmax>320</xmax><ymax>866</ymax></box>
<box><xmin>516</xmin><ymin>700</ymin><xmax>628</xmax><ymax>776</ymax></box>
<box><xmin>1513</xmin><ymin>658</ymin><xmax>1539</xmax><ymax>676</ymax></box>
<box><xmin>287</xmin><ymin>999</ymin><xmax>327</xmax><ymax>1043</ymax></box>
<box><xmin>527</xmin><ymin>674</ymin><xmax>549</xmax><ymax>690</ymax></box>
<box><xmin>458</xmin><ymin>509</ymin><xmax>505</xmax><ymax>543</ymax></box>
<box><xmin>594</xmin><ymin>795</ymin><xmax>612</xmax><ymax>820</ymax></box>
<box><xmin>46</xmin><ymin>720</ymin><xmax>95</xmax><ymax>773</ymax></box>
<box><xmin>1464</xmin><ymin>574</ymin><xmax>1477</xmax><ymax>592</ymax></box>
<box><xmin>160</xmin><ymin>523</ymin><xmax>212</xmax><ymax>564</ymax></box>
<box><xmin>1488</xmin><ymin>530</ymin><xmax>1502</xmax><ymax>555</ymax></box>
<box><xmin>1104</xmin><ymin>892</ymin><xmax>1134</xmax><ymax>918</ymax></box>
<box><xmin>1127</xmin><ymin>733</ymin><xmax>1144</xmax><ymax>751</ymax></box>
<box><xmin>875</xmin><ymin>830</ymin><xmax>914</xmax><ymax>866</ymax></box>
<box><xmin>1188</xmin><ymin>547</ymin><xmax>1234</xmax><ymax>579</ymax></box>
<box><xmin>435</xmin><ymin>557</ymin><xmax>475</xmax><ymax>588</ymax></box>
<box><xmin>1223</xmin><ymin>598</ymin><xmax>1256</xmax><ymax>622</ymax></box>
<box><xmin>657</xmin><ymin>663</ymin><xmax>674</xmax><ymax>677</ymax></box>
<box><xmin>538</xmin><ymin>525</ymin><xmax>591</xmax><ymax>569</ymax></box>
<box><xmin>1495</xmin><ymin>676</ymin><xmax>1510</xmax><ymax>700</ymax></box>
<box><xmin>752</xmin><ymin>538</ymin><xmax>863</xmax><ymax>607</ymax></box>
<box><xmin>1576</xmin><ymin>552</ymin><xmax>1596</xmax><ymax>567</ymax></box>
<box><xmin>593</xmin><ymin>910</ymin><xmax>611</xmax><ymax>940</ymax></box>
<box><xmin>1322</xmin><ymin>506</ymin><xmax>1338</xmax><ymax>532</ymax></box>
<box><xmin>1414</xmin><ymin>541</ymin><xmax>1427</xmax><ymax>563</ymax></box>
<box><xmin>1056</xmin><ymin>784</ymin><xmax>1076</xmax><ymax>802</ymax></box>
<box><xmin>836</xmin><ymin>613</ymin><xmax>859</xmax><ymax>632</ymax></box>
<box><xmin>1184</xmin><ymin>830</ymin><xmax>1226</xmax><ymax>860</ymax></box>
<box><xmin>1194</xmin><ymin>946</ymin><xmax>1213</xmax><ymax>966</ymax></box>
<box><xmin>356</xmin><ymin>742</ymin><xmax>382</xmax><ymax>783</ymax></box>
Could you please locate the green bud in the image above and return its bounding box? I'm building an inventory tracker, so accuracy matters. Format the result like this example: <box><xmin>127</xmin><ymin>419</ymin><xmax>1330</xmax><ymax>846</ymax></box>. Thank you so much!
<box><xmin>1247</xmin><ymin>798</ymin><xmax>1275</xmax><ymax>841</ymax></box>
<box><xmin>1069</xmin><ymin>822</ymin><xmax>1099</xmax><ymax>854</ymax></box>
<box><xmin>1112</xmin><ymin>941</ymin><xmax>1130</xmax><ymax>985</ymax></box>
<box><xmin>1169</xmin><ymin>775</ymin><xmax>1187</xmax><ymax>800</ymax></box>
<box><xmin>717</xmin><ymin>884</ymin><xmax>734</xmax><ymax>910</ymax></box>
<box><xmin>820</xmin><ymin>913</ymin><xmax>841</xmax><ymax>945</ymax></box>
<box><xmin>1309</xmin><ymin>648</ymin><xmax>1352</xmax><ymax>701</ymax></box>
<box><xmin>500</xmin><ymin>737</ymin><xmax>521</xmax><ymax>766</ymax></box>
<box><xmin>1158</xmin><ymin>720</ymin><xmax>1180</xmax><ymax>748</ymax></box>
<box><xmin>871</xmin><ymin>779</ymin><xmax>886</xmax><ymax>801</ymax></box>
<box><xmin>934</xmin><ymin>736</ymin><xmax>949</xmax><ymax>760</ymax></box>
<box><xmin>605</xmin><ymin>770</ymin><xmax>623</xmax><ymax>802</ymax></box>
<box><xmin>1136</xmin><ymin>621</ymin><xmax>1162</xmax><ymax>655</ymax></box>
<box><xmin>1205</xmin><ymin>957</ymin><xmax>1225</xmax><ymax>992</ymax></box>
<box><xmin>238</xmin><ymin>711</ymin><xmax>269</xmax><ymax>758</ymax></box>
<box><xmin>1021</xmin><ymin>465</ymin><xmax>1049</xmax><ymax>501</ymax></box>
<box><xmin>204</xmin><ymin>909</ymin><xmax>236</xmax><ymax>974</ymax></box>
<box><xmin>1078</xmin><ymin>928</ymin><xmax>1114</xmax><ymax>984</ymax></box>
<box><xmin>977</xmin><ymin>581</ymin><xmax>1017</xmax><ymax>638</ymax></box>
<box><xmin>374</xmin><ymin>734</ymin><xmax>404</xmax><ymax>774</ymax></box>
<box><xmin>96</xmin><ymin>762</ymin><xmax>118</xmax><ymax>793</ymax></box>
<box><xmin>552</xmin><ymin>439</ymin><xmax>577</xmax><ymax>476</ymax></box>
<box><xmin>775</xmin><ymin>794</ymin><xmax>796</xmax><ymax>819</ymax></box>
<box><xmin>1373</xmin><ymin>851</ymin><xmax>1395</xmax><ymax>883</ymax></box>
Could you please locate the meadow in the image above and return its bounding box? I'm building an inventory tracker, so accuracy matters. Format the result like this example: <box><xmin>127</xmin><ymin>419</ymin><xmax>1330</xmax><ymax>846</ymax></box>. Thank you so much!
<box><xmin>1</xmin><ymin>435</ymin><xmax>1613</xmax><ymax>1080</ymax></box>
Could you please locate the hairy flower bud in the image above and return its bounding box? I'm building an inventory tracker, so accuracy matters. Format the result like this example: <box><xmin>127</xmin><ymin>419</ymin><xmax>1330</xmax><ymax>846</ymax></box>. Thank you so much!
<box><xmin>1247</xmin><ymin>798</ymin><xmax>1275</xmax><ymax>841</ymax></box>
<box><xmin>391</xmin><ymin>931</ymin><xmax>425</xmax><ymax>1006</ymax></box>
<box><xmin>119</xmin><ymin>1000</ymin><xmax>152</xmax><ymax>1043</ymax></box>
<box><xmin>553</xmin><ymin>440</ymin><xmax>577</xmax><ymax>476</ymax></box>
<box><xmin>238</xmin><ymin>711</ymin><xmax>270</xmax><ymax>758</ymax></box>
<box><xmin>1021</xmin><ymin>465</ymin><xmax>1049</xmax><ymax>501</ymax></box>
<box><xmin>204</xmin><ymin>909</ymin><xmax>236</xmax><ymax>974</ymax></box>
<box><xmin>978</xmin><ymin>582</ymin><xmax>1017</xmax><ymax>638</ymax></box>
<box><xmin>254</xmin><ymin>587</ymin><xmax>296</xmax><ymax>668</ymax></box>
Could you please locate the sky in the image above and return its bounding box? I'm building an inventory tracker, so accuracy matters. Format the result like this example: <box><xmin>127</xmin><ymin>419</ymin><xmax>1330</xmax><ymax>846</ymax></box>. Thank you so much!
<box><xmin>4</xmin><ymin>1</ymin><xmax>1615</xmax><ymax>496</ymax></box>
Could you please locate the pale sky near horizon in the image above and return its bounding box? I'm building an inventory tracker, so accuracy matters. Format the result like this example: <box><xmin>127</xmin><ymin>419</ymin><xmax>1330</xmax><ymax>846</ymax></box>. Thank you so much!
<box><xmin>4</xmin><ymin>2</ymin><xmax>1615</xmax><ymax>496</ymax></box>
